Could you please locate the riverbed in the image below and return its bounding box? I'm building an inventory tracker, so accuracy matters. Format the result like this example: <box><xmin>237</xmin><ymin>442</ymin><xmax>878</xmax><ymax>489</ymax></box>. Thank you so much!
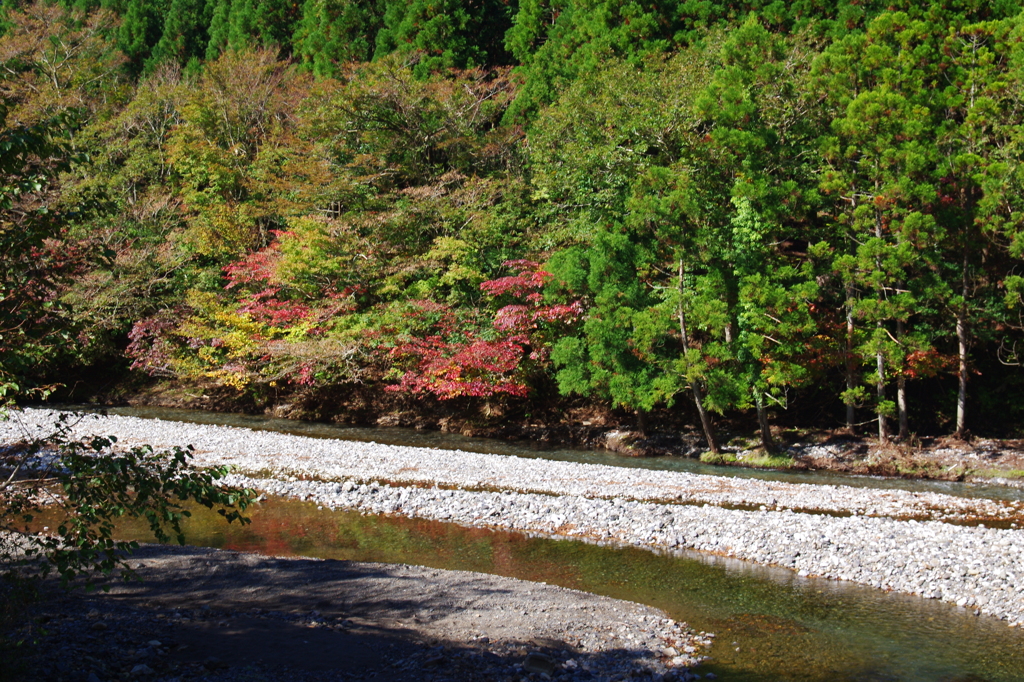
<box><xmin>102</xmin><ymin>497</ymin><xmax>1024</xmax><ymax>681</ymax></box>
<box><xmin>6</xmin><ymin>407</ymin><xmax>1024</xmax><ymax>680</ymax></box>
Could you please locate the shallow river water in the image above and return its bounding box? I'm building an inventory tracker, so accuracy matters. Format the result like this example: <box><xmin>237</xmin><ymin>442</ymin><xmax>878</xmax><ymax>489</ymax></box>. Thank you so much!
<box><xmin>50</xmin><ymin>405</ymin><xmax>1024</xmax><ymax>680</ymax></box>
<box><xmin>97</xmin><ymin>493</ymin><xmax>1024</xmax><ymax>679</ymax></box>
<box><xmin>97</xmin><ymin>496</ymin><xmax>1023</xmax><ymax>682</ymax></box>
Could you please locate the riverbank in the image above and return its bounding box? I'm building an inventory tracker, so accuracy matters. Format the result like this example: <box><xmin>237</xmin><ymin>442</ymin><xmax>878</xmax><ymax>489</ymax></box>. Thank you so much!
<box><xmin>2</xmin><ymin>543</ymin><xmax>712</xmax><ymax>681</ymax></box>
<box><xmin>4</xmin><ymin>408</ymin><xmax>1024</xmax><ymax>629</ymax></box>
<box><xmin>97</xmin><ymin>379</ymin><xmax>1024</xmax><ymax>483</ymax></box>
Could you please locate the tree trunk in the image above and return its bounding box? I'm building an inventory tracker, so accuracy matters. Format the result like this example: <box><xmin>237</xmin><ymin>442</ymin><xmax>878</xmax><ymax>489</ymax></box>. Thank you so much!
<box><xmin>956</xmin><ymin>250</ymin><xmax>969</xmax><ymax>439</ymax></box>
<box><xmin>897</xmin><ymin>318</ymin><xmax>908</xmax><ymax>442</ymax></box>
<box><xmin>691</xmin><ymin>379</ymin><xmax>720</xmax><ymax>455</ymax></box>
<box><xmin>876</xmin><ymin>331</ymin><xmax>888</xmax><ymax>442</ymax></box>
<box><xmin>874</xmin><ymin>204</ymin><xmax>888</xmax><ymax>443</ymax></box>
<box><xmin>724</xmin><ymin>272</ymin><xmax>739</xmax><ymax>345</ymax></box>
<box><xmin>678</xmin><ymin>260</ymin><xmax>720</xmax><ymax>454</ymax></box>
<box><xmin>956</xmin><ymin>306</ymin><xmax>968</xmax><ymax>439</ymax></box>
<box><xmin>755</xmin><ymin>392</ymin><xmax>776</xmax><ymax>453</ymax></box>
<box><xmin>897</xmin><ymin>373</ymin><xmax>908</xmax><ymax>442</ymax></box>
<box><xmin>636</xmin><ymin>409</ymin><xmax>648</xmax><ymax>436</ymax></box>
<box><xmin>845</xmin><ymin>287</ymin><xmax>857</xmax><ymax>433</ymax></box>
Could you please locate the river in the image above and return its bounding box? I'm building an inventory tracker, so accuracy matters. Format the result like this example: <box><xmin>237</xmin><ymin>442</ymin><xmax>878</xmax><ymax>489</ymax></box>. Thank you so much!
<box><xmin>51</xmin><ymin>405</ymin><xmax>1024</xmax><ymax>680</ymax></box>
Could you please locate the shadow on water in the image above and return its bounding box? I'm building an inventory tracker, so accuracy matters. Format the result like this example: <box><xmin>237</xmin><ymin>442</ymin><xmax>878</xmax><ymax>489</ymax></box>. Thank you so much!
<box><xmin>88</xmin><ymin>496</ymin><xmax>1024</xmax><ymax>682</ymax></box>
<box><xmin>62</xmin><ymin>404</ymin><xmax>1024</xmax><ymax>503</ymax></box>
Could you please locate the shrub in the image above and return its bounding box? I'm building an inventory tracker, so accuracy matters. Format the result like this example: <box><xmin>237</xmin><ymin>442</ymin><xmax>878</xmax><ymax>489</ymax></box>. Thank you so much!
<box><xmin>1</xmin><ymin>409</ymin><xmax>255</xmax><ymax>588</ymax></box>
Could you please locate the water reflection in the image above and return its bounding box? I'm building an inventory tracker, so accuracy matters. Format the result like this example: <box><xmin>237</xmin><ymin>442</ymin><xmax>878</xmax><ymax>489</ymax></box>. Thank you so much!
<box><xmin>63</xmin><ymin>403</ymin><xmax>1024</xmax><ymax>503</ymax></box>
<box><xmin>99</xmin><ymin>497</ymin><xmax>1024</xmax><ymax>682</ymax></box>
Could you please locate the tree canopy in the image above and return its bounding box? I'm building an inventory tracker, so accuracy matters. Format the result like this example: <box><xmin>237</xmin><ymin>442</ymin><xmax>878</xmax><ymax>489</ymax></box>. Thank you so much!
<box><xmin>4</xmin><ymin>0</ymin><xmax>1024</xmax><ymax>445</ymax></box>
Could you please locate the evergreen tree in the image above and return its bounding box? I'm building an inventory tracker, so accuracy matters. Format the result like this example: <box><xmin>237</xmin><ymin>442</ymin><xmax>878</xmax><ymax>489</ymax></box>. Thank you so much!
<box><xmin>534</xmin><ymin>52</ymin><xmax>730</xmax><ymax>449</ymax></box>
<box><xmin>505</xmin><ymin>0</ymin><xmax>683</xmax><ymax>121</ymax></box>
<box><xmin>292</xmin><ymin>0</ymin><xmax>384</xmax><ymax>76</ymax></box>
<box><xmin>941</xmin><ymin>14</ymin><xmax>1024</xmax><ymax>436</ymax></box>
<box><xmin>205</xmin><ymin>0</ymin><xmax>231</xmax><ymax>58</ymax></box>
<box><xmin>815</xmin><ymin>12</ymin><xmax>949</xmax><ymax>441</ymax></box>
<box><xmin>251</xmin><ymin>0</ymin><xmax>300</xmax><ymax>47</ymax></box>
<box><xmin>146</xmin><ymin>0</ymin><xmax>212</xmax><ymax>69</ymax></box>
<box><xmin>117</xmin><ymin>0</ymin><xmax>170</xmax><ymax>72</ymax></box>
<box><xmin>0</xmin><ymin>0</ymin><xmax>18</xmax><ymax>38</ymax></box>
<box><xmin>374</xmin><ymin>0</ymin><xmax>515</xmax><ymax>76</ymax></box>
<box><xmin>63</xmin><ymin>0</ymin><xmax>103</xmax><ymax>13</ymax></box>
<box><xmin>226</xmin><ymin>0</ymin><xmax>256</xmax><ymax>49</ymax></box>
<box><xmin>505</xmin><ymin>0</ymin><xmax>1024</xmax><ymax>123</ymax></box>
<box><xmin>224</xmin><ymin>0</ymin><xmax>303</xmax><ymax>52</ymax></box>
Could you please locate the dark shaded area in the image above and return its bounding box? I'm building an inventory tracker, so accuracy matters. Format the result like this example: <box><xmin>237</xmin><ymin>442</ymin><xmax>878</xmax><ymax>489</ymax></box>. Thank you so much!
<box><xmin>0</xmin><ymin>543</ymin><xmax>705</xmax><ymax>681</ymax></box>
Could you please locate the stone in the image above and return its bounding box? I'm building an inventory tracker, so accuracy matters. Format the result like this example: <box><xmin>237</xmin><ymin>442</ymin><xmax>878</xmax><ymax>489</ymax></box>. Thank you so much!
<box><xmin>524</xmin><ymin>652</ymin><xmax>557</xmax><ymax>675</ymax></box>
<box><xmin>130</xmin><ymin>664</ymin><xmax>154</xmax><ymax>676</ymax></box>
<box><xmin>529</xmin><ymin>636</ymin><xmax>564</xmax><ymax>649</ymax></box>
<box><xmin>90</xmin><ymin>622</ymin><xmax>108</xmax><ymax>631</ymax></box>
<box><xmin>422</xmin><ymin>654</ymin><xmax>445</xmax><ymax>668</ymax></box>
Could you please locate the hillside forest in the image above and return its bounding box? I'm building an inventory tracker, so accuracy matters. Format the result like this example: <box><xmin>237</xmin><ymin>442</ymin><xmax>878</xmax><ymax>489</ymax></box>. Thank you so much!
<box><xmin>4</xmin><ymin>0</ymin><xmax>1024</xmax><ymax>452</ymax></box>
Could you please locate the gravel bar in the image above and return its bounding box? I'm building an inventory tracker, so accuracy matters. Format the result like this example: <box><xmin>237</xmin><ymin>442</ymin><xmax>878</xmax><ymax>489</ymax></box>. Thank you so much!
<box><xmin>3</xmin><ymin>544</ymin><xmax>716</xmax><ymax>682</ymax></box>
<box><xmin>5</xmin><ymin>408</ymin><xmax>1024</xmax><ymax>628</ymax></box>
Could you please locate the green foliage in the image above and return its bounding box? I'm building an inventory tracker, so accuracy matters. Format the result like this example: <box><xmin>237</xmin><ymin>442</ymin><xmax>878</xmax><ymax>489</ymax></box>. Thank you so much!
<box><xmin>292</xmin><ymin>0</ymin><xmax>385</xmax><ymax>76</ymax></box>
<box><xmin>304</xmin><ymin>58</ymin><xmax>520</xmax><ymax>187</ymax></box>
<box><xmin>373</xmin><ymin>0</ymin><xmax>514</xmax><ymax>76</ymax></box>
<box><xmin>8</xmin><ymin>0</ymin><xmax>1024</xmax><ymax>440</ymax></box>
<box><xmin>0</xmin><ymin>2</ymin><xmax>128</xmax><ymax>126</ymax></box>
<box><xmin>0</xmin><ymin>83</ymin><xmax>99</xmax><ymax>390</ymax></box>
<box><xmin>0</xmin><ymin>80</ymin><xmax>254</xmax><ymax>591</ymax></box>
<box><xmin>811</xmin><ymin>10</ymin><xmax>1016</xmax><ymax>435</ymax></box>
<box><xmin>527</xmin><ymin>50</ymin><xmax>713</xmax><ymax>254</ymax></box>
<box><xmin>118</xmin><ymin>0</ymin><xmax>171</xmax><ymax>73</ymax></box>
<box><xmin>549</xmin><ymin>227</ymin><xmax>664</xmax><ymax>410</ymax></box>
<box><xmin>204</xmin><ymin>0</ymin><xmax>311</xmax><ymax>60</ymax></box>
<box><xmin>1</xmin><ymin>419</ymin><xmax>254</xmax><ymax>587</ymax></box>
<box><xmin>205</xmin><ymin>0</ymin><xmax>231</xmax><ymax>58</ymax></box>
<box><xmin>505</xmin><ymin>0</ymin><xmax>688</xmax><ymax>121</ymax></box>
<box><xmin>537</xmin><ymin>28</ymin><xmax>822</xmax><ymax>446</ymax></box>
<box><xmin>505</xmin><ymin>0</ymin><xmax>1024</xmax><ymax>121</ymax></box>
<box><xmin>228</xmin><ymin>0</ymin><xmax>303</xmax><ymax>52</ymax></box>
<box><xmin>146</xmin><ymin>0</ymin><xmax>212</xmax><ymax>70</ymax></box>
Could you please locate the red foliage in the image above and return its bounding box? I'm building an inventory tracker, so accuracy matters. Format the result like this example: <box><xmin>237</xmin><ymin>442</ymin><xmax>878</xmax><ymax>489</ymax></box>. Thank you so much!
<box><xmin>295</xmin><ymin>363</ymin><xmax>316</xmax><ymax>386</ymax></box>
<box><xmin>0</xmin><ymin>236</ymin><xmax>93</xmax><ymax>348</ymax></box>
<box><xmin>223</xmin><ymin>230</ymin><xmax>294</xmax><ymax>289</ymax></box>
<box><xmin>479</xmin><ymin>260</ymin><xmax>548</xmax><ymax>299</ymax></box>
<box><xmin>126</xmin><ymin>310</ymin><xmax>183</xmax><ymax>377</ymax></box>
<box><xmin>903</xmin><ymin>349</ymin><xmax>955</xmax><ymax>379</ymax></box>
<box><xmin>386</xmin><ymin>261</ymin><xmax>582</xmax><ymax>400</ymax></box>
<box><xmin>238</xmin><ymin>288</ymin><xmax>310</xmax><ymax>327</ymax></box>
<box><xmin>223</xmin><ymin>232</ymin><xmax>327</xmax><ymax>329</ymax></box>
<box><xmin>224</xmin><ymin>248</ymin><xmax>279</xmax><ymax>289</ymax></box>
<box><xmin>485</xmin><ymin>260</ymin><xmax>582</xmax><ymax>332</ymax></box>
<box><xmin>388</xmin><ymin>335</ymin><xmax>530</xmax><ymax>398</ymax></box>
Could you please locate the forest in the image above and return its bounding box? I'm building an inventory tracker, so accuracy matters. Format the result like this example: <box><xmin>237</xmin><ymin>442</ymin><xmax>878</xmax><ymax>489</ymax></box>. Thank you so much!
<box><xmin>4</xmin><ymin>0</ymin><xmax>1024</xmax><ymax>453</ymax></box>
